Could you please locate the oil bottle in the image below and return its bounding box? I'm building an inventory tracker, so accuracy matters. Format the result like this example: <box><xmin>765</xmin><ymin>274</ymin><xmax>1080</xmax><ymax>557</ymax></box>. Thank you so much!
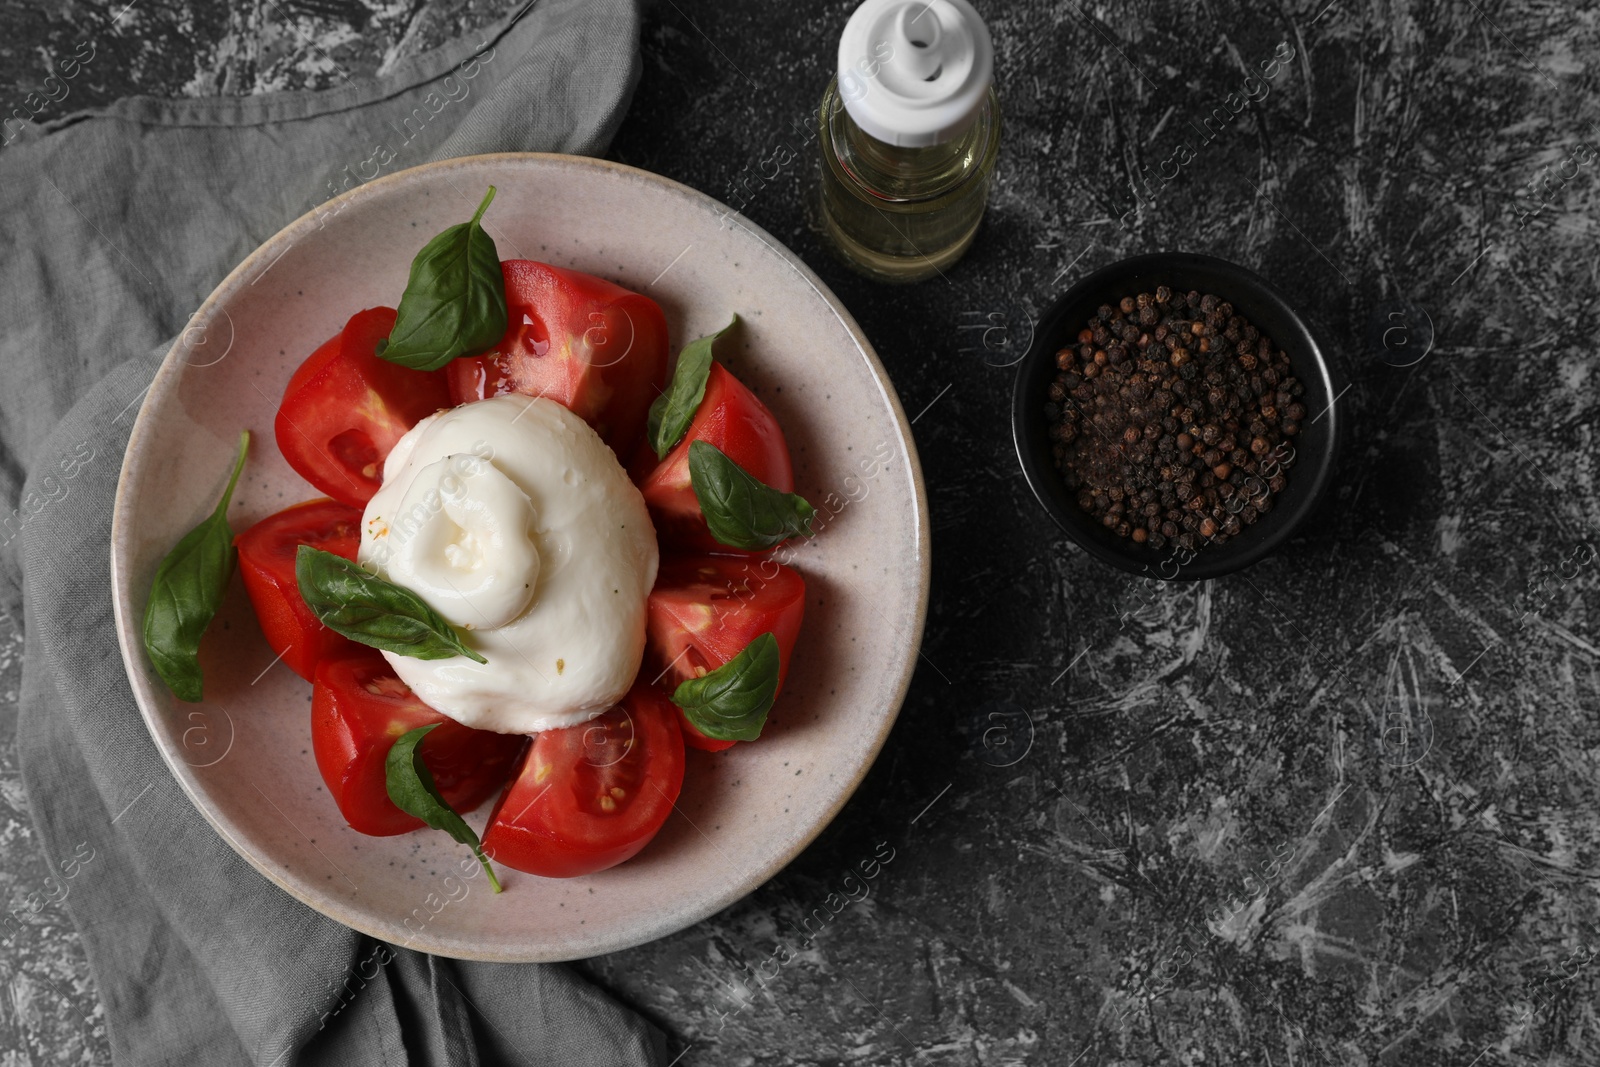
<box><xmin>818</xmin><ymin>0</ymin><xmax>1001</xmax><ymax>283</ymax></box>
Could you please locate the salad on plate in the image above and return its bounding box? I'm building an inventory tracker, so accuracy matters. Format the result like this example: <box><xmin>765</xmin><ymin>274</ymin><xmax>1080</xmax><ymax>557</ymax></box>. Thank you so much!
<box><xmin>140</xmin><ymin>187</ymin><xmax>818</xmax><ymax>890</ymax></box>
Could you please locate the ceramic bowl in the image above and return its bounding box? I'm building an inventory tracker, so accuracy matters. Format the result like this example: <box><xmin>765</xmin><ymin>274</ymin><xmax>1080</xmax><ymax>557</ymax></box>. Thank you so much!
<box><xmin>1012</xmin><ymin>252</ymin><xmax>1339</xmax><ymax>579</ymax></box>
<box><xmin>109</xmin><ymin>154</ymin><xmax>929</xmax><ymax>962</ymax></box>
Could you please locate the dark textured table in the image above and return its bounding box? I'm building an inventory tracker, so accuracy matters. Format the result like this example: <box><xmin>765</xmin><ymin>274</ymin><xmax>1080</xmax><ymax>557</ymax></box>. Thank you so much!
<box><xmin>5</xmin><ymin>1</ymin><xmax>1599</xmax><ymax>1064</ymax></box>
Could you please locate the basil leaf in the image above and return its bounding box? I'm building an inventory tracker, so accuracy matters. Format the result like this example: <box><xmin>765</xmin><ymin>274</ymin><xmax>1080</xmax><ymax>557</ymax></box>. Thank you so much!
<box><xmin>386</xmin><ymin>724</ymin><xmax>502</xmax><ymax>893</ymax></box>
<box><xmin>378</xmin><ymin>186</ymin><xmax>507</xmax><ymax>371</ymax></box>
<box><xmin>647</xmin><ymin>315</ymin><xmax>738</xmax><ymax>459</ymax></box>
<box><xmin>295</xmin><ymin>546</ymin><xmax>487</xmax><ymax>663</ymax></box>
<box><xmin>142</xmin><ymin>431</ymin><xmax>250</xmax><ymax>702</ymax></box>
<box><xmin>688</xmin><ymin>440</ymin><xmax>816</xmax><ymax>551</ymax></box>
<box><xmin>671</xmin><ymin>632</ymin><xmax>780</xmax><ymax>742</ymax></box>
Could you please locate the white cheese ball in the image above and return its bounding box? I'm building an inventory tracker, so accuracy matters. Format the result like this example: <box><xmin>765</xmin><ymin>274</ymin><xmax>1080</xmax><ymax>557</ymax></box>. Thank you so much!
<box><xmin>358</xmin><ymin>394</ymin><xmax>658</xmax><ymax>733</ymax></box>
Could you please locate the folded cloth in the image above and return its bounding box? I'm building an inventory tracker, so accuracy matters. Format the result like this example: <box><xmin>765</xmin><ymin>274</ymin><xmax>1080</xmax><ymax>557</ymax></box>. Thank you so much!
<box><xmin>0</xmin><ymin>1</ymin><xmax>670</xmax><ymax>1063</ymax></box>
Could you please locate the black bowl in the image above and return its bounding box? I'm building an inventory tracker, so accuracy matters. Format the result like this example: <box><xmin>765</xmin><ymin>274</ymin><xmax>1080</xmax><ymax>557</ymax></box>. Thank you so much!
<box><xmin>1012</xmin><ymin>252</ymin><xmax>1340</xmax><ymax>580</ymax></box>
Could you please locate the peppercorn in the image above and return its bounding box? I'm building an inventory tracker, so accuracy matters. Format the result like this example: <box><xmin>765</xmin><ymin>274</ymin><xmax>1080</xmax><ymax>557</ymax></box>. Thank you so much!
<box><xmin>1046</xmin><ymin>288</ymin><xmax>1296</xmax><ymax>552</ymax></box>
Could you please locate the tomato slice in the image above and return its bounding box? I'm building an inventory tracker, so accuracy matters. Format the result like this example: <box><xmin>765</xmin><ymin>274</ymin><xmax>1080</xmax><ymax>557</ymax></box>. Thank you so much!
<box><xmin>236</xmin><ymin>499</ymin><xmax>364</xmax><ymax>682</ymax></box>
<box><xmin>639</xmin><ymin>363</ymin><xmax>795</xmax><ymax>553</ymax></box>
<box><xmin>275</xmin><ymin>307</ymin><xmax>451</xmax><ymax>508</ymax></box>
<box><xmin>481</xmin><ymin>685</ymin><xmax>685</xmax><ymax>877</ymax></box>
<box><xmin>311</xmin><ymin>649</ymin><xmax>526</xmax><ymax>837</ymax></box>
<box><xmin>646</xmin><ymin>554</ymin><xmax>806</xmax><ymax>751</ymax></box>
<box><xmin>446</xmin><ymin>261</ymin><xmax>669</xmax><ymax>458</ymax></box>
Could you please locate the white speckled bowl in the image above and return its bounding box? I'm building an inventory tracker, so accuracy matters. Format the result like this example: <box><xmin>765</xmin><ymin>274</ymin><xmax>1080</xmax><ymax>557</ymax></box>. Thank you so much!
<box><xmin>108</xmin><ymin>154</ymin><xmax>929</xmax><ymax>962</ymax></box>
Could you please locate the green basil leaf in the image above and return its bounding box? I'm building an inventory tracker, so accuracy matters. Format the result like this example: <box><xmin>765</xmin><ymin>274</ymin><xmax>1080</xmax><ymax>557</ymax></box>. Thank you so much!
<box><xmin>671</xmin><ymin>632</ymin><xmax>780</xmax><ymax>742</ymax></box>
<box><xmin>647</xmin><ymin>315</ymin><xmax>738</xmax><ymax>459</ymax></box>
<box><xmin>142</xmin><ymin>431</ymin><xmax>250</xmax><ymax>702</ymax></box>
<box><xmin>386</xmin><ymin>724</ymin><xmax>502</xmax><ymax>893</ymax></box>
<box><xmin>378</xmin><ymin>186</ymin><xmax>507</xmax><ymax>371</ymax></box>
<box><xmin>294</xmin><ymin>546</ymin><xmax>488</xmax><ymax>663</ymax></box>
<box><xmin>688</xmin><ymin>440</ymin><xmax>816</xmax><ymax>551</ymax></box>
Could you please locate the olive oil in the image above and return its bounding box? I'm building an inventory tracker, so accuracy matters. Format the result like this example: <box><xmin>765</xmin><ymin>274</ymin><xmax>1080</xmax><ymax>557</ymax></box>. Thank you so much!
<box><xmin>817</xmin><ymin>0</ymin><xmax>1001</xmax><ymax>283</ymax></box>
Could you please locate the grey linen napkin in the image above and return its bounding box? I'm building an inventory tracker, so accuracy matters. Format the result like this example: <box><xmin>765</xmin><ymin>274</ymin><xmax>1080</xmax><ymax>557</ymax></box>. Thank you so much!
<box><xmin>0</xmin><ymin>1</ymin><xmax>671</xmax><ymax>1063</ymax></box>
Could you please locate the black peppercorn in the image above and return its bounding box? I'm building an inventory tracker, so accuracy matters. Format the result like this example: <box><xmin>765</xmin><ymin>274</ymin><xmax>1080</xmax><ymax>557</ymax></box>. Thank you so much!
<box><xmin>1046</xmin><ymin>288</ymin><xmax>1296</xmax><ymax>552</ymax></box>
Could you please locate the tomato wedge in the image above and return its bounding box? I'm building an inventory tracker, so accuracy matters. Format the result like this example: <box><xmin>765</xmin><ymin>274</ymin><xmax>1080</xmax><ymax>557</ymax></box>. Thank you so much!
<box><xmin>236</xmin><ymin>499</ymin><xmax>364</xmax><ymax>682</ymax></box>
<box><xmin>640</xmin><ymin>363</ymin><xmax>795</xmax><ymax>553</ymax></box>
<box><xmin>275</xmin><ymin>307</ymin><xmax>451</xmax><ymax>508</ymax></box>
<box><xmin>446</xmin><ymin>261</ymin><xmax>669</xmax><ymax>458</ymax></box>
<box><xmin>311</xmin><ymin>649</ymin><xmax>525</xmax><ymax>837</ymax></box>
<box><xmin>481</xmin><ymin>685</ymin><xmax>685</xmax><ymax>877</ymax></box>
<box><xmin>646</xmin><ymin>554</ymin><xmax>806</xmax><ymax>751</ymax></box>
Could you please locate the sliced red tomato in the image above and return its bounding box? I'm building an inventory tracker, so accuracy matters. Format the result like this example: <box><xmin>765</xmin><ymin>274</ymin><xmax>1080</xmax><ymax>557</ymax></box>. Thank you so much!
<box><xmin>446</xmin><ymin>261</ymin><xmax>669</xmax><ymax>458</ymax></box>
<box><xmin>481</xmin><ymin>685</ymin><xmax>685</xmax><ymax>877</ymax></box>
<box><xmin>236</xmin><ymin>498</ymin><xmax>364</xmax><ymax>682</ymax></box>
<box><xmin>275</xmin><ymin>307</ymin><xmax>451</xmax><ymax>508</ymax></box>
<box><xmin>646</xmin><ymin>554</ymin><xmax>806</xmax><ymax>751</ymax></box>
<box><xmin>311</xmin><ymin>649</ymin><xmax>526</xmax><ymax>837</ymax></box>
<box><xmin>639</xmin><ymin>363</ymin><xmax>795</xmax><ymax>553</ymax></box>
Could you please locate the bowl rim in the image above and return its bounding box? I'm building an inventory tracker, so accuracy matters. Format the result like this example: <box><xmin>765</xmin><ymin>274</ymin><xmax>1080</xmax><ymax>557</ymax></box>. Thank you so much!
<box><xmin>108</xmin><ymin>151</ymin><xmax>932</xmax><ymax>961</ymax></box>
<box><xmin>1011</xmin><ymin>250</ymin><xmax>1339</xmax><ymax>580</ymax></box>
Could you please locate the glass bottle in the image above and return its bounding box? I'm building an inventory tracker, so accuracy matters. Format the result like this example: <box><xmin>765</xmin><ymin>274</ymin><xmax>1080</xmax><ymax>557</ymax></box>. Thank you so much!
<box><xmin>818</xmin><ymin>0</ymin><xmax>1001</xmax><ymax>283</ymax></box>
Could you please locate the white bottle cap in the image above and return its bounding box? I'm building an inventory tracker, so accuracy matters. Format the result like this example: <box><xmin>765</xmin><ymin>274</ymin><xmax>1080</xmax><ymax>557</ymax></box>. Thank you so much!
<box><xmin>836</xmin><ymin>0</ymin><xmax>995</xmax><ymax>148</ymax></box>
